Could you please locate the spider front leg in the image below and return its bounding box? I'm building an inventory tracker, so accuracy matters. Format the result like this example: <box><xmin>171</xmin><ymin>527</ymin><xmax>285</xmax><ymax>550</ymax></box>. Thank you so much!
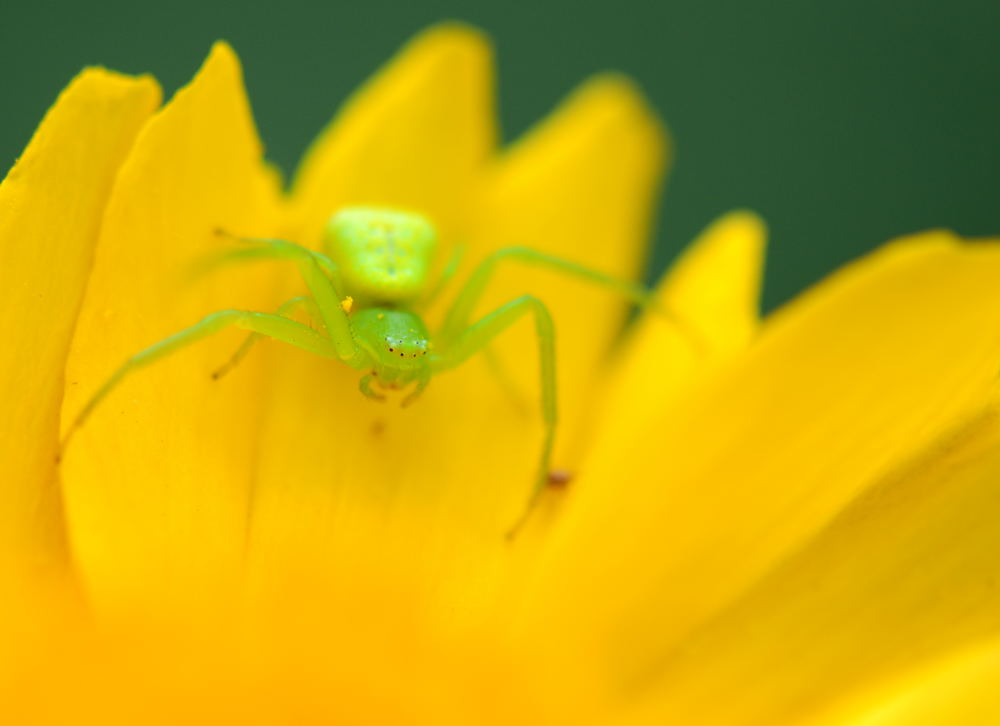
<box><xmin>359</xmin><ymin>373</ymin><xmax>386</xmax><ymax>402</ymax></box>
<box><xmin>401</xmin><ymin>367</ymin><xmax>432</xmax><ymax>408</ymax></box>
<box><xmin>206</xmin><ymin>232</ymin><xmax>363</xmax><ymax>365</ymax></box>
<box><xmin>61</xmin><ymin>309</ymin><xmax>338</xmax><ymax>456</ymax></box>
<box><xmin>433</xmin><ymin>295</ymin><xmax>556</xmax><ymax>537</ymax></box>
<box><xmin>360</xmin><ymin>367</ymin><xmax>430</xmax><ymax>406</ymax></box>
<box><xmin>211</xmin><ymin>295</ymin><xmax>322</xmax><ymax>380</ymax></box>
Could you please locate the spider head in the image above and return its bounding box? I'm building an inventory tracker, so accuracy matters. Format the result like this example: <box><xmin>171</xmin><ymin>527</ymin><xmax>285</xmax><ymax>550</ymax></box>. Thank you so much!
<box><xmin>353</xmin><ymin>308</ymin><xmax>431</xmax><ymax>380</ymax></box>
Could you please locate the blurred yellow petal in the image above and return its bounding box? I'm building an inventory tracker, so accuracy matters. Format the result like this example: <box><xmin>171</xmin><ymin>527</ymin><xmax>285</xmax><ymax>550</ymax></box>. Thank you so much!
<box><xmin>0</xmin><ymin>611</ymin><xmax>571</xmax><ymax>725</ymax></box>
<box><xmin>472</xmin><ymin>74</ymin><xmax>668</xmax><ymax>462</ymax></box>
<box><xmin>594</xmin><ymin>210</ymin><xmax>766</xmax><ymax>461</ymax></box>
<box><xmin>840</xmin><ymin>639</ymin><xmax>1000</xmax><ymax>726</ymax></box>
<box><xmin>621</xmin><ymin>399</ymin><xmax>1000</xmax><ymax>725</ymax></box>
<box><xmin>290</xmin><ymin>22</ymin><xmax>495</xmax><ymax>246</ymax></box>
<box><xmin>662</xmin><ymin>209</ymin><xmax>765</xmax><ymax>353</ymax></box>
<box><xmin>61</xmin><ymin>42</ymin><xmax>281</xmax><ymax>618</ymax></box>
<box><xmin>0</xmin><ymin>68</ymin><xmax>159</xmax><ymax>588</ymax></box>
<box><xmin>519</xmin><ymin>233</ymin><xmax>1000</xmax><ymax>698</ymax></box>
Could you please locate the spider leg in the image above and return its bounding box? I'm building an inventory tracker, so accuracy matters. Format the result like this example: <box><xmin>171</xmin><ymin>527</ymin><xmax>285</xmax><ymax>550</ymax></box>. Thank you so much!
<box><xmin>417</xmin><ymin>243</ymin><xmax>465</xmax><ymax>309</ymax></box>
<box><xmin>211</xmin><ymin>295</ymin><xmax>322</xmax><ymax>380</ymax></box>
<box><xmin>202</xmin><ymin>232</ymin><xmax>364</xmax><ymax>365</ymax></box>
<box><xmin>61</xmin><ymin>310</ymin><xmax>337</xmax><ymax>456</ymax></box>
<box><xmin>432</xmin><ymin>294</ymin><xmax>556</xmax><ymax>538</ymax></box>
<box><xmin>437</xmin><ymin>246</ymin><xmax>662</xmax><ymax>347</ymax></box>
<box><xmin>401</xmin><ymin>367</ymin><xmax>432</xmax><ymax>408</ymax></box>
<box><xmin>201</xmin><ymin>232</ymin><xmax>343</xmax><ymax>287</ymax></box>
<box><xmin>359</xmin><ymin>373</ymin><xmax>386</xmax><ymax>402</ymax></box>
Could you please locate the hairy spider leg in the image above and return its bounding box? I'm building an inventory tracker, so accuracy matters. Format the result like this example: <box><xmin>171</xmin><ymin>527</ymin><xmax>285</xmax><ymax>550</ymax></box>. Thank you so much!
<box><xmin>60</xmin><ymin>310</ymin><xmax>337</xmax><ymax>456</ymax></box>
<box><xmin>432</xmin><ymin>295</ymin><xmax>556</xmax><ymax>538</ymax></box>
<box><xmin>211</xmin><ymin>295</ymin><xmax>323</xmax><ymax>381</ymax></box>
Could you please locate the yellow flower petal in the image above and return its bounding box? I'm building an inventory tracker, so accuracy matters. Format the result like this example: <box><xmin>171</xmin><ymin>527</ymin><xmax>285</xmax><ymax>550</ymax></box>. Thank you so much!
<box><xmin>60</xmin><ymin>42</ymin><xmax>282</xmax><ymax>618</ymax></box>
<box><xmin>517</xmin><ymin>232</ymin><xmax>1000</xmax><ymax>699</ymax></box>
<box><xmin>0</xmin><ymin>68</ymin><xmax>159</xmax><ymax>585</ymax></box>
<box><xmin>290</xmin><ymin>22</ymin><xmax>495</xmax><ymax>246</ymax></box>
<box><xmin>840</xmin><ymin>639</ymin><xmax>1000</xmax><ymax>726</ymax></box>
<box><xmin>594</xmin><ymin>210</ymin><xmax>766</xmax><ymax>463</ymax></box>
<box><xmin>241</xmin><ymin>317</ymin><xmax>541</xmax><ymax>644</ymax></box>
<box><xmin>661</xmin><ymin>209</ymin><xmax>765</xmax><ymax>354</ymax></box>
<box><xmin>472</xmin><ymin>74</ymin><xmax>668</xmax><ymax>462</ymax></box>
<box><xmin>620</xmin><ymin>400</ymin><xmax>1000</xmax><ymax>725</ymax></box>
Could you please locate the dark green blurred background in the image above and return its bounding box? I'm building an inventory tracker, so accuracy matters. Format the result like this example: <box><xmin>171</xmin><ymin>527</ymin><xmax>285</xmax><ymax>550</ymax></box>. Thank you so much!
<box><xmin>2</xmin><ymin>0</ymin><xmax>997</xmax><ymax>309</ymax></box>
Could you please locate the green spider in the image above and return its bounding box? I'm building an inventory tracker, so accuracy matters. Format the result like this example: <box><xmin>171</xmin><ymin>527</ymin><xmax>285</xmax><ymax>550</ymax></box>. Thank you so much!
<box><xmin>63</xmin><ymin>206</ymin><xmax>656</xmax><ymax>532</ymax></box>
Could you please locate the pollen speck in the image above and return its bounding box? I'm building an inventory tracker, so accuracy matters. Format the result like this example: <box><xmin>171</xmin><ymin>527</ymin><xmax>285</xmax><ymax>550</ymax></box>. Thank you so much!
<box><xmin>340</xmin><ymin>296</ymin><xmax>354</xmax><ymax>314</ymax></box>
<box><xmin>377</xmin><ymin>313</ymin><xmax>385</xmax><ymax>320</ymax></box>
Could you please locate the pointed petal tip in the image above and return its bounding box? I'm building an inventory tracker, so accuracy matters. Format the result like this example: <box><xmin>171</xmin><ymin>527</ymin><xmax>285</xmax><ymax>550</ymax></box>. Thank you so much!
<box><xmin>161</xmin><ymin>42</ymin><xmax>245</xmax><ymax>109</ymax></box>
<box><xmin>662</xmin><ymin>209</ymin><xmax>768</xmax><ymax>295</ymax></box>
<box><xmin>704</xmin><ymin>209</ymin><xmax>767</xmax><ymax>277</ymax></box>
<box><xmin>199</xmin><ymin>40</ymin><xmax>244</xmax><ymax>82</ymax></box>
<box><xmin>206</xmin><ymin>39</ymin><xmax>239</xmax><ymax>64</ymax></box>
<box><xmin>693</xmin><ymin>208</ymin><xmax>768</xmax><ymax>254</ymax></box>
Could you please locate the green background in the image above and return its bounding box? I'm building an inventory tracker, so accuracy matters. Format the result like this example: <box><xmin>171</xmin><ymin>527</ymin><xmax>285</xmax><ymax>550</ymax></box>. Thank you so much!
<box><xmin>2</xmin><ymin>0</ymin><xmax>997</xmax><ymax>310</ymax></box>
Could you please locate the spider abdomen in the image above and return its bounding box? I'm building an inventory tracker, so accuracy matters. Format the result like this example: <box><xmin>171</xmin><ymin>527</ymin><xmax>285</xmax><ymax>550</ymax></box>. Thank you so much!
<box><xmin>325</xmin><ymin>206</ymin><xmax>437</xmax><ymax>304</ymax></box>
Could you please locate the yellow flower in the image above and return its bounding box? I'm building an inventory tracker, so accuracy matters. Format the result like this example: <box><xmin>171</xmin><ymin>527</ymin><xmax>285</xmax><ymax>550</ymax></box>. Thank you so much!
<box><xmin>2</xmin><ymin>22</ymin><xmax>1000</xmax><ymax>725</ymax></box>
